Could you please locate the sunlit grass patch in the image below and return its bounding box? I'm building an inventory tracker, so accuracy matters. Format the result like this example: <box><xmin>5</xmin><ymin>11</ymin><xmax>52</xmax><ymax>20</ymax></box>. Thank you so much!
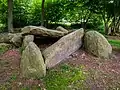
<box><xmin>108</xmin><ymin>40</ymin><xmax>120</xmax><ymax>48</ymax></box>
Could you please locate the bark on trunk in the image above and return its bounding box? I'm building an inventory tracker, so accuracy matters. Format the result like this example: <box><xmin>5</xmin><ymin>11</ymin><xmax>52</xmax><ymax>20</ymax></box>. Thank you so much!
<box><xmin>41</xmin><ymin>0</ymin><xmax>45</xmax><ymax>26</ymax></box>
<box><xmin>8</xmin><ymin>0</ymin><xmax>13</xmax><ymax>32</ymax></box>
<box><xmin>104</xmin><ymin>21</ymin><xmax>109</xmax><ymax>35</ymax></box>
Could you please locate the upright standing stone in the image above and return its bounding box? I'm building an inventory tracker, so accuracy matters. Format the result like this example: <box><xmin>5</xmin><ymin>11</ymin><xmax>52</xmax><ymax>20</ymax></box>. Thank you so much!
<box><xmin>21</xmin><ymin>42</ymin><xmax>46</xmax><ymax>78</ymax></box>
<box><xmin>22</xmin><ymin>35</ymin><xmax>34</xmax><ymax>48</ymax></box>
<box><xmin>43</xmin><ymin>29</ymin><xmax>84</xmax><ymax>68</ymax></box>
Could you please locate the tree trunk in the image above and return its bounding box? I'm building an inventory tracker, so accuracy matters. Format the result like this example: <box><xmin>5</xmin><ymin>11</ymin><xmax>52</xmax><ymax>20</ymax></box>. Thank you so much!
<box><xmin>104</xmin><ymin>21</ymin><xmax>109</xmax><ymax>35</ymax></box>
<box><xmin>41</xmin><ymin>0</ymin><xmax>45</xmax><ymax>26</ymax></box>
<box><xmin>84</xmin><ymin>12</ymin><xmax>91</xmax><ymax>31</ymax></box>
<box><xmin>8</xmin><ymin>0</ymin><xmax>13</xmax><ymax>32</ymax></box>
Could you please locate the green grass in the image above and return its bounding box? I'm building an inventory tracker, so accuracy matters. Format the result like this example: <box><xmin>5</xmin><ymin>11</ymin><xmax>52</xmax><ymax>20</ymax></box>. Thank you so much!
<box><xmin>43</xmin><ymin>64</ymin><xmax>87</xmax><ymax>90</ymax></box>
<box><xmin>0</xmin><ymin>44</ymin><xmax>14</xmax><ymax>55</ymax></box>
<box><xmin>108</xmin><ymin>39</ymin><xmax>120</xmax><ymax>48</ymax></box>
<box><xmin>10</xmin><ymin>73</ymin><xmax>17</xmax><ymax>81</ymax></box>
<box><xmin>0</xmin><ymin>46</ymin><xmax>9</xmax><ymax>55</ymax></box>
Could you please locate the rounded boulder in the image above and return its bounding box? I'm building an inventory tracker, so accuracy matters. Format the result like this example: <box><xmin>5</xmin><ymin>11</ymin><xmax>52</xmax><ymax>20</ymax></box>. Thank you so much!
<box><xmin>84</xmin><ymin>31</ymin><xmax>112</xmax><ymax>58</ymax></box>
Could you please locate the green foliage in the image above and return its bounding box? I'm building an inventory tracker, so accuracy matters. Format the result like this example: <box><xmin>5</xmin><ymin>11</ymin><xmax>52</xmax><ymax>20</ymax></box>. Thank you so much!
<box><xmin>0</xmin><ymin>0</ymin><xmax>94</xmax><ymax>29</ymax></box>
<box><xmin>82</xmin><ymin>0</ymin><xmax>120</xmax><ymax>34</ymax></box>
<box><xmin>10</xmin><ymin>73</ymin><xmax>17</xmax><ymax>81</ymax></box>
<box><xmin>0</xmin><ymin>44</ymin><xmax>11</xmax><ymax>55</ymax></box>
<box><xmin>13</xmin><ymin>0</ymin><xmax>32</xmax><ymax>27</ymax></box>
<box><xmin>43</xmin><ymin>64</ymin><xmax>87</xmax><ymax>90</ymax></box>
<box><xmin>0</xmin><ymin>0</ymin><xmax>7</xmax><ymax>31</ymax></box>
<box><xmin>19</xmin><ymin>46</ymin><xmax>25</xmax><ymax>54</ymax></box>
<box><xmin>0</xmin><ymin>0</ymin><xmax>120</xmax><ymax>34</ymax></box>
<box><xmin>0</xmin><ymin>23</ymin><xmax>6</xmax><ymax>32</ymax></box>
<box><xmin>29</xmin><ymin>0</ymin><xmax>41</xmax><ymax>26</ymax></box>
<box><xmin>45</xmin><ymin>0</ymin><xmax>65</xmax><ymax>23</ymax></box>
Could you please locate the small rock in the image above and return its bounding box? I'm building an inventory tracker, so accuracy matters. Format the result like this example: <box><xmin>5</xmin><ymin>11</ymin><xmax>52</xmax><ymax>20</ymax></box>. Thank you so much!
<box><xmin>22</xmin><ymin>35</ymin><xmax>34</xmax><ymax>48</ymax></box>
<box><xmin>56</xmin><ymin>26</ymin><xmax>68</xmax><ymax>33</ymax></box>
<box><xmin>10</xmin><ymin>33</ymin><xmax>22</xmax><ymax>47</ymax></box>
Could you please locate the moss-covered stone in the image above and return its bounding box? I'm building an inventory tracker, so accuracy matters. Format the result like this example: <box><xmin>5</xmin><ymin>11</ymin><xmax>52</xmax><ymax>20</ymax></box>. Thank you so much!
<box><xmin>84</xmin><ymin>31</ymin><xmax>112</xmax><ymax>58</ymax></box>
<box><xmin>21</xmin><ymin>42</ymin><xmax>46</xmax><ymax>79</ymax></box>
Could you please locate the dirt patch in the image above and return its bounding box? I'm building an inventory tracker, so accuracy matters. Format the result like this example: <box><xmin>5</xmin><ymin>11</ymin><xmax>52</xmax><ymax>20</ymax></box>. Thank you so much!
<box><xmin>0</xmin><ymin>47</ymin><xmax>120</xmax><ymax>89</ymax></box>
<box><xmin>0</xmin><ymin>49</ymin><xmax>45</xmax><ymax>90</ymax></box>
<box><xmin>64</xmin><ymin>49</ymin><xmax>120</xmax><ymax>89</ymax></box>
<box><xmin>0</xmin><ymin>49</ymin><xmax>21</xmax><ymax>84</ymax></box>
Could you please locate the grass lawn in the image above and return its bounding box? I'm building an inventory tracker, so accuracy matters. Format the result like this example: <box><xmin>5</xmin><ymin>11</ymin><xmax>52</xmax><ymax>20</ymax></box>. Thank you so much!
<box><xmin>108</xmin><ymin>39</ymin><xmax>120</xmax><ymax>48</ymax></box>
<box><xmin>43</xmin><ymin>64</ymin><xmax>87</xmax><ymax>90</ymax></box>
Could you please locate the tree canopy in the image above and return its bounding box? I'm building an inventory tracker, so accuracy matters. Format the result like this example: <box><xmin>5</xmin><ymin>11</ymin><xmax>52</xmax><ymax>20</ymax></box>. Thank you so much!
<box><xmin>0</xmin><ymin>0</ymin><xmax>120</xmax><ymax>34</ymax></box>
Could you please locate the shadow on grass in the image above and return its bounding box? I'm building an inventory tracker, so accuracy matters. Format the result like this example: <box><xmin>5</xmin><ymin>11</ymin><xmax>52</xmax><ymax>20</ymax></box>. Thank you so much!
<box><xmin>43</xmin><ymin>64</ymin><xmax>88</xmax><ymax>90</ymax></box>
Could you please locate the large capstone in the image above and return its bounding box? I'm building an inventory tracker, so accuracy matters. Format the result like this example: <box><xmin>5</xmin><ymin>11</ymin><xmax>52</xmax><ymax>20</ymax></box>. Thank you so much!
<box><xmin>21</xmin><ymin>26</ymin><xmax>67</xmax><ymax>38</ymax></box>
<box><xmin>84</xmin><ymin>31</ymin><xmax>112</xmax><ymax>58</ymax></box>
<box><xmin>20</xmin><ymin>42</ymin><xmax>46</xmax><ymax>79</ymax></box>
<box><xmin>0</xmin><ymin>33</ymin><xmax>14</xmax><ymax>43</ymax></box>
<box><xmin>43</xmin><ymin>28</ymin><xmax>84</xmax><ymax>68</ymax></box>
